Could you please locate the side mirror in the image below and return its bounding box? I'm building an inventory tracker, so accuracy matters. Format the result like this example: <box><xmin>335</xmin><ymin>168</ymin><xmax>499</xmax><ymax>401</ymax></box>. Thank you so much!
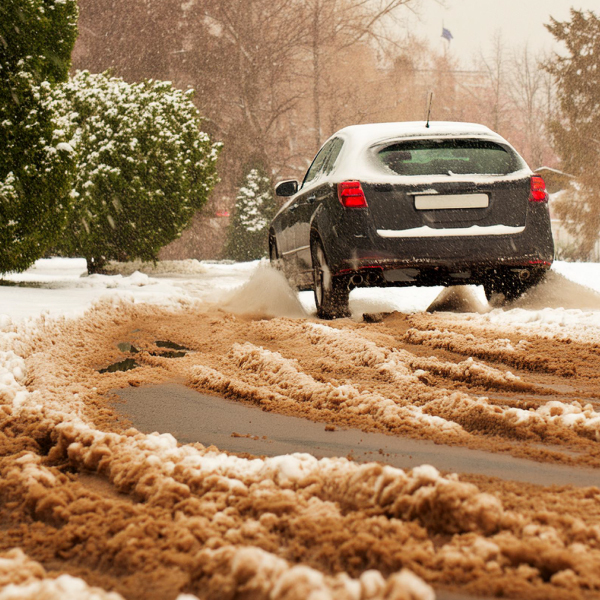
<box><xmin>275</xmin><ymin>180</ymin><xmax>298</xmax><ymax>197</ymax></box>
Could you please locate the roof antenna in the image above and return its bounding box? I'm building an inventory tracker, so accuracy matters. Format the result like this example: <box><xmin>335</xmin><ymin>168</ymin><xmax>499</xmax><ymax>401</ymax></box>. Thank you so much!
<box><xmin>425</xmin><ymin>92</ymin><xmax>433</xmax><ymax>128</ymax></box>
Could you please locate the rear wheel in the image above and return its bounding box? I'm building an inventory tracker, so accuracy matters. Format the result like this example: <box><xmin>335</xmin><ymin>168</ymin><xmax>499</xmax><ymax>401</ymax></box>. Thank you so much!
<box><xmin>312</xmin><ymin>241</ymin><xmax>350</xmax><ymax>319</ymax></box>
<box><xmin>483</xmin><ymin>273</ymin><xmax>543</xmax><ymax>305</ymax></box>
<box><xmin>484</xmin><ymin>280</ymin><xmax>518</xmax><ymax>305</ymax></box>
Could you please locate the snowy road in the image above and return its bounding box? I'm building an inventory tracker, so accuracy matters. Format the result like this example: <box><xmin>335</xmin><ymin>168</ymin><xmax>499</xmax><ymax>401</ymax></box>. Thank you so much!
<box><xmin>2</xmin><ymin>258</ymin><xmax>600</xmax><ymax>600</ymax></box>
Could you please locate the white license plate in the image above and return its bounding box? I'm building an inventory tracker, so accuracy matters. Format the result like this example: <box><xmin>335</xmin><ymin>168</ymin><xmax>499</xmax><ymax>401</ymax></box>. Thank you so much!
<box><xmin>414</xmin><ymin>193</ymin><xmax>489</xmax><ymax>210</ymax></box>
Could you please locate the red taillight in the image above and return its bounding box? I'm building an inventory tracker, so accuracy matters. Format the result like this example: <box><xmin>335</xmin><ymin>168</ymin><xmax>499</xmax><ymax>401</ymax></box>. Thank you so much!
<box><xmin>529</xmin><ymin>260</ymin><xmax>552</xmax><ymax>266</ymax></box>
<box><xmin>530</xmin><ymin>175</ymin><xmax>548</xmax><ymax>202</ymax></box>
<box><xmin>338</xmin><ymin>181</ymin><xmax>368</xmax><ymax>208</ymax></box>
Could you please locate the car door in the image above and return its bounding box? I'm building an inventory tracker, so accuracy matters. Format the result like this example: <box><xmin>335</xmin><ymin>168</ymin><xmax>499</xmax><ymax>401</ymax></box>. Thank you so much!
<box><xmin>273</xmin><ymin>195</ymin><xmax>297</xmax><ymax>260</ymax></box>
<box><xmin>284</xmin><ymin>140</ymin><xmax>335</xmax><ymax>285</ymax></box>
<box><xmin>295</xmin><ymin>138</ymin><xmax>345</xmax><ymax>279</ymax></box>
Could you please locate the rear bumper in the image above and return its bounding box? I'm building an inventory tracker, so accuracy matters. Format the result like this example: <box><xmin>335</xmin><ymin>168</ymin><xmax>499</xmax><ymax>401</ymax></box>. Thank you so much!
<box><xmin>324</xmin><ymin>206</ymin><xmax>554</xmax><ymax>288</ymax></box>
<box><xmin>336</xmin><ymin>261</ymin><xmax>551</xmax><ymax>289</ymax></box>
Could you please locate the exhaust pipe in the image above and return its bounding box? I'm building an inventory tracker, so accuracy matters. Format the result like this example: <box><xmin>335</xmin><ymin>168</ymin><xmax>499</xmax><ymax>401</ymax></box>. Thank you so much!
<box><xmin>517</xmin><ymin>269</ymin><xmax>531</xmax><ymax>282</ymax></box>
<box><xmin>348</xmin><ymin>273</ymin><xmax>364</xmax><ymax>290</ymax></box>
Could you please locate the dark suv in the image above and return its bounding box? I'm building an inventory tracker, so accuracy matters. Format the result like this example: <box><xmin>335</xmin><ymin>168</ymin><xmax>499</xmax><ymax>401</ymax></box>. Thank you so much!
<box><xmin>269</xmin><ymin>122</ymin><xmax>554</xmax><ymax>318</ymax></box>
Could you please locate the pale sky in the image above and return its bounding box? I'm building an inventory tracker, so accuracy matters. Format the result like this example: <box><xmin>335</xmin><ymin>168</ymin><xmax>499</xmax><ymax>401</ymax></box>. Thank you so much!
<box><xmin>404</xmin><ymin>0</ymin><xmax>599</xmax><ymax>64</ymax></box>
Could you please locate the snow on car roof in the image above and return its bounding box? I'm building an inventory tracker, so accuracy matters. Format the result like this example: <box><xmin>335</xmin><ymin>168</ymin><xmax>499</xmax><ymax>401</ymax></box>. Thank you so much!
<box><xmin>335</xmin><ymin>121</ymin><xmax>505</xmax><ymax>145</ymax></box>
<box><xmin>325</xmin><ymin>121</ymin><xmax>527</xmax><ymax>184</ymax></box>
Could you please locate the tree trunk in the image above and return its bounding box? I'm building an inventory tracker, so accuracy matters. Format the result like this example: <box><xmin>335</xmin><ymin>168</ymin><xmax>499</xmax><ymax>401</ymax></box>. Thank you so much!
<box><xmin>312</xmin><ymin>0</ymin><xmax>322</xmax><ymax>153</ymax></box>
<box><xmin>86</xmin><ymin>255</ymin><xmax>107</xmax><ymax>274</ymax></box>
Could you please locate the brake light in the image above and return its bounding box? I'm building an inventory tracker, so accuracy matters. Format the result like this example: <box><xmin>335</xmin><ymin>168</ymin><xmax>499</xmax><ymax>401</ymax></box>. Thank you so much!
<box><xmin>338</xmin><ymin>181</ymin><xmax>368</xmax><ymax>208</ymax></box>
<box><xmin>529</xmin><ymin>175</ymin><xmax>548</xmax><ymax>202</ymax></box>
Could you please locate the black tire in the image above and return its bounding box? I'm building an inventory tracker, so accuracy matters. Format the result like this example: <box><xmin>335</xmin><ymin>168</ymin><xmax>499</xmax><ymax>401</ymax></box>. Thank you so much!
<box><xmin>483</xmin><ymin>273</ymin><xmax>542</xmax><ymax>305</ymax></box>
<box><xmin>312</xmin><ymin>240</ymin><xmax>350</xmax><ymax>319</ymax></box>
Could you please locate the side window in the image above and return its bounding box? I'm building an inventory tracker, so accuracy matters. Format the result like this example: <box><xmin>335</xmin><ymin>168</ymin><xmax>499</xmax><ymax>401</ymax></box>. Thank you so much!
<box><xmin>302</xmin><ymin>140</ymin><xmax>334</xmax><ymax>187</ymax></box>
<box><xmin>322</xmin><ymin>138</ymin><xmax>344</xmax><ymax>176</ymax></box>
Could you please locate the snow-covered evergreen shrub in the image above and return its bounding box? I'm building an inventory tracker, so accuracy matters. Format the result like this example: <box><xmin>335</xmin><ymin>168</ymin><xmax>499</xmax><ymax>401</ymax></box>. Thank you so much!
<box><xmin>225</xmin><ymin>167</ymin><xmax>277</xmax><ymax>261</ymax></box>
<box><xmin>0</xmin><ymin>0</ymin><xmax>78</xmax><ymax>274</ymax></box>
<box><xmin>0</xmin><ymin>0</ymin><xmax>78</xmax><ymax>85</ymax></box>
<box><xmin>52</xmin><ymin>71</ymin><xmax>221</xmax><ymax>272</ymax></box>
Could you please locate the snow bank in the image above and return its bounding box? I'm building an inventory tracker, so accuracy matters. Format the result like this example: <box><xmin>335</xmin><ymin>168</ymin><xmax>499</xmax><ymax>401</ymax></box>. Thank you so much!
<box><xmin>221</xmin><ymin>264</ymin><xmax>307</xmax><ymax>318</ymax></box>
<box><xmin>241</xmin><ymin>319</ymin><xmax>600</xmax><ymax>443</ymax></box>
<box><xmin>553</xmin><ymin>261</ymin><xmax>600</xmax><ymax>296</ymax></box>
<box><xmin>182</xmin><ymin>546</ymin><xmax>433</xmax><ymax>600</ymax></box>
<box><xmin>483</xmin><ymin>306</ymin><xmax>600</xmax><ymax>343</ymax></box>
<box><xmin>2</xmin><ymin>440</ymin><xmax>443</xmax><ymax>600</ymax></box>
<box><xmin>0</xmin><ymin>258</ymin><xmax>259</xmax><ymax>321</ymax></box>
<box><xmin>1</xmin><ymin>257</ymin><xmax>88</xmax><ymax>282</ymax></box>
<box><xmin>191</xmin><ymin>341</ymin><xmax>462</xmax><ymax>437</ymax></box>
<box><xmin>304</xmin><ymin>322</ymin><xmax>528</xmax><ymax>392</ymax></box>
<box><xmin>402</xmin><ymin>318</ymin><xmax>600</xmax><ymax>440</ymax></box>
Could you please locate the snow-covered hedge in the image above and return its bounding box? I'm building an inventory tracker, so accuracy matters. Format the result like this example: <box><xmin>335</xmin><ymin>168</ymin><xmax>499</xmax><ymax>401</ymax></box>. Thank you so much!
<box><xmin>0</xmin><ymin>0</ymin><xmax>78</xmax><ymax>274</ymax></box>
<box><xmin>0</xmin><ymin>0</ymin><xmax>78</xmax><ymax>85</ymax></box>
<box><xmin>52</xmin><ymin>71</ymin><xmax>221</xmax><ymax>272</ymax></box>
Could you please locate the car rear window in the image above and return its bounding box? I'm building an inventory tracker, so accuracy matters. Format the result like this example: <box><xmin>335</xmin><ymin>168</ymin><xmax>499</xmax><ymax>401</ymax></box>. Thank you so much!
<box><xmin>377</xmin><ymin>139</ymin><xmax>526</xmax><ymax>176</ymax></box>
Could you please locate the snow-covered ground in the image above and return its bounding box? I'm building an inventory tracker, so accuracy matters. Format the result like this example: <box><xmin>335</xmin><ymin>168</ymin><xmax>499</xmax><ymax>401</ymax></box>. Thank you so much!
<box><xmin>0</xmin><ymin>256</ymin><xmax>446</xmax><ymax>320</ymax></box>
<box><xmin>2</xmin><ymin>258</ymin><xmax>600</xmax><ymax>600</ymax></box>
<box><xmin>551</xmin><ymin>261</ymin><xmax>600</xmax><ymax>294</ymax></box>
<box><xmin>5</xmin><ymin>257</ymin><xmax>600</xmax><ymax>323</ymax></box>
<box><xmin>0</xmin><ymin>258</ymin><xmax>257</xmax><ymax>320</ymax></box>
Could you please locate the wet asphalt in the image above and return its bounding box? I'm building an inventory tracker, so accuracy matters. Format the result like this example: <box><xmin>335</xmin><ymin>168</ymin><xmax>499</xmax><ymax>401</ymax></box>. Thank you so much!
<box><xmin>113</xmin><ymin>383</ymin><xmax>600</xmax><ymax>489</ymax></box>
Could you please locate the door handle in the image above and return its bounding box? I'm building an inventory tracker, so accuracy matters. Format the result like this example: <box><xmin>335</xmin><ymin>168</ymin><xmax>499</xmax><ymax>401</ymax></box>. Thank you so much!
<box><xmin>289</xmin><ymin>204</ymin><xmax>298</xmax><ymax>212</ymax></box>
<box><xmin>308</xmin><ymin>195</ymin><xmax>317</xmax><ymax>203</ymax></box>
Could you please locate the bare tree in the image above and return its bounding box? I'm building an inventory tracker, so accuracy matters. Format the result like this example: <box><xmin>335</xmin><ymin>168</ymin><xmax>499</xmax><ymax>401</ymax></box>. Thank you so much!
<box><xmin>203</xmin><ymin>0</ymin><xmax>306</xmax><ymax>163</ymax></box>
<box><xmin>477</xmin><ymin>31</ymin><xmax>509</xmax><ymax>132</ymax></box>
<box><xmin>301</xmin><ymin>0</ymin><xmax>421</xmax><ymax>151</ymax></box>
<box><xmin>508</xmin><ymin>45</ymin><xmax>555</xmax><ymax>167</ymax></box>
